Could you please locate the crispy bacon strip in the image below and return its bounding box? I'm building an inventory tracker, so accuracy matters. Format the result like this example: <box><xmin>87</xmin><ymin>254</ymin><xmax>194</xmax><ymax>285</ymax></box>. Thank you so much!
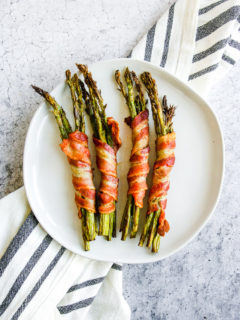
<box><xmin>60</xmin><ymin>131</ymin><xmax>96</xmax><ymax>217</ymax></box>
<box><xmin>127</xmin><ymin>110</ymin><xmax>150</xmax><ymax>208</ymax></box>
<box><xmin>107</xmin><ymin>117</ymin><xmax>121</xmax><ymax>151</ymax></box>
<box><xmin>93</xmin><ymin>118</ymin><xmax>121</xmax><ymax>215</ymax></box>
<box><xmin>148</xmin><ymin>132</ymin><xmax>176</xmax><ymax>236</ymax></box>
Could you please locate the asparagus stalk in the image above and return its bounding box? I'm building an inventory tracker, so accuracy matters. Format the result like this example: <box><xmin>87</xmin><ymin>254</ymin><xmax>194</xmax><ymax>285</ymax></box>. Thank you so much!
<box><xmin>76</xmin><ymin>64</ymin><xmax>117</xmax><ymax>240</ymax></box>
<box><xmin>139</xmin><ymin>72</ymin><xmax>175</xmax><ymax>252</ymax></box>
<box><xmin>66</xmin><ymin>70</ymin><xmax>81</xmax><ymax>131</ymax></box>
<box><xmin>73</xmin><ymin>74</ymin><xmax>85</xmax><ymax>132</ymax></box>
<box><xmin>115</xmin><ymin>68</ymin><xmax>147</xmax><ymax>240</ymax></box>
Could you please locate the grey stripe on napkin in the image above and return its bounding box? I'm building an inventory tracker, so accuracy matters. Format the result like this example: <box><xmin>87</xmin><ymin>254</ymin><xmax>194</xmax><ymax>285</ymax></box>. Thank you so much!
<box><xmin>160</xmin><ymin>3</ymin><xmax>175</xmax><ymax>68</ymax></box>
<box><xmin>144</xmin><ymin>24</ymin><xmax>156</xmax><ymax>62</ymax></box>
<box><xmin>58</xmin><ymin>297</ymin><xmax>95</xmax><ymax>314</ymax></box>
<box><xmin>0</xmin><ymin>212</ymin><xmax>38</xmax><ymax>278</ymax></box>
<box><xmin>67</xmin><ymin>277</ymin><xmax>105</xmax><ymax>293</ymax></box>
<box><xmin>199</xmin><ymin>0</ymin><xmax>229</xmax><ymax>15</ymax></box>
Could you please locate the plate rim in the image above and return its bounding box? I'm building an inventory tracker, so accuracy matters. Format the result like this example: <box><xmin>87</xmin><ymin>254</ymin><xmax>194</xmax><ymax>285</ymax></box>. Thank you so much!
<box><xmin>23</xmin><ymin>58</ymin><xmax>225</xmax><ymax>264</ymax></box>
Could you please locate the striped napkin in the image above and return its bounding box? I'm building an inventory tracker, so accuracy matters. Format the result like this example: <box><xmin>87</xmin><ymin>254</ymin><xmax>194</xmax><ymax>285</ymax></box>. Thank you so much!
<box><xmin>0</xmin><ymin>1</ymin><xmax>239</xmax><ymax>319</ymax></box>
<box><xmin>130</xmin><ymin>0</ymin><xmax>240</xmax><ymax>95</ymax></box>
<box><xmin>0</xmin><ymin>188</ymin><xmax>129</xmax><ymax>320</ymax></box>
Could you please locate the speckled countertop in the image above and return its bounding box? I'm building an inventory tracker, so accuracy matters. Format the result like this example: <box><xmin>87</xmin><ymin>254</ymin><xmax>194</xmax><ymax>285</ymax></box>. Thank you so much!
<box><xmin>1</xmin><ymin>1</ymin><xmax>240</xmax><ymax>319</ymax></box>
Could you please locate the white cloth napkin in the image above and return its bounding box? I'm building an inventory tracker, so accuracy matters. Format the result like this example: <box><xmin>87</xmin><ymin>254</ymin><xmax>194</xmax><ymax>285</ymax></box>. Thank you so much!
<box><xmin>0</xmin><ymin>1</ymin><xmax>239</xmax><ymax>319</ymax></box>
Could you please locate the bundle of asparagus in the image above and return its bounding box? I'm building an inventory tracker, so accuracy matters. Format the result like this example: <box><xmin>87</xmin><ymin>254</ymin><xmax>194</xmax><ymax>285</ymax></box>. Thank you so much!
<box><xmin>32</xmin><ymin>70</ymin><xmax>97</xmax><ymax>251</ymax></box>
<box><xmin>76</xmin><ymin>64</ymin><xmax>121</xmax><ymax>241</ymax></box>
<box><xmin>115</xmin><ymin>68</ymin><xmax>150</xmax><ymax>240</ymax></box>
<box><xmin>139</xmin><ymin>72</ymin><xmax>176</xmax><ymax>253</ymax></box>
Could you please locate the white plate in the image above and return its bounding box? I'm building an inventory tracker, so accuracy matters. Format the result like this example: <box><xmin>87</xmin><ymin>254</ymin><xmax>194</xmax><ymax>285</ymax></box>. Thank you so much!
<box><xmin>24</xmin><ymin>58</ymin><xmax>224</xmax><ymax>264</ymax></box>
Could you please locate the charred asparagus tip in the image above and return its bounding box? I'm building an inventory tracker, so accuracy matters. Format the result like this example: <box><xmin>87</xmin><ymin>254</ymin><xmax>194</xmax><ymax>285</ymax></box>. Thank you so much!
<box><xmin>65</xmin><ymin>69</ymin><xmax>71</xmax><ymax>81</ymax></box>
<box><xmin>73</xmin><ymin>73</ymin><xmax>78</xmax><ymax>83</ymax></box>
<box><xmin>115</xmin><ymin>70</ymin><xmax>120</xmax><ymax>81</ymax></box>
<box><xmin>31</xmin><ymin>85</ymin><xmax>48</xmax><ymax>98</ymax></box>
<box><xmin>76</xmin><ymin>63</ymin><xmax>88</xmax><ymax>74</ymax></box>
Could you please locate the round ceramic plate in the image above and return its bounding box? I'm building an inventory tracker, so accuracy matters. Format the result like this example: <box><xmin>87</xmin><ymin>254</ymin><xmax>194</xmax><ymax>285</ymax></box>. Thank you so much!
<box><xmin>24</xmin><ymin>58</ymin><xmax>224</xmax><ymax>264</ymax></box>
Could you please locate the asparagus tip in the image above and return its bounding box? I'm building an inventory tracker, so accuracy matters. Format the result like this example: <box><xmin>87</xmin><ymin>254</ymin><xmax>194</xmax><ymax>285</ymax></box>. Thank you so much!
<box><xmin>76</xmin><ymin>63</ymin><xmax>88</xmax><ymax>74</ymax></box>
<box><xmin>65</xmin><ymin>69</ymin><xmax>71</xmax><ymax>80</ymax></box>
<box><xmin>115</xmin><ymin>69</ymin><xmax>120</xmax><ymax>79</ymax></box>
<box><xmin>73</xmin><ymin>73</ymin><xmax>78</xmax><ymax>82</ymax></box>
<box><xmin>31</xmin><ymin>85</ymin><xmax>47</xmax><ymax>98</ymax></box>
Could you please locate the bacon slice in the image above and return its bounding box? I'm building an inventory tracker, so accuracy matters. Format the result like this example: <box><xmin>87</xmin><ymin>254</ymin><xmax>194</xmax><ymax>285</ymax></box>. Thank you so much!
<box><xmin>127</xmin><ymin>110</ymin><xmax>150</xmax><ymax>208</ymax></box>
<box><xmin>93</xmin><ymin>117</ymin><xmax>121</xmax><ymax>215</ymax></box>
<box><xmin>148</xmin><ymin>132</ymin><xmax>176</xmax><ymax>236</ymax></box>
<box><xmin>60</xmin><ymin>131</ymin><xmax>96</xmax><ymax>217</ymax></box>
<box><xmin>107</xmin><ymin>117</ymin><xmax>121</xmax><ymax>151</ymax></box>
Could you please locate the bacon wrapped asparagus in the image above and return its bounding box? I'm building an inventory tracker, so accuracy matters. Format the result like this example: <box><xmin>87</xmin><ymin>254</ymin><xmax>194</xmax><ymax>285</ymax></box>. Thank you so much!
<box><xmin>139</xmin><ymin>72</ymin><xmax>176</xmax><ymax>253</ymax></box>
<box><xmin>77</xmin><ymin>64</ymin><xmax>121</xmax><ymax>240</ymax></box>
<box><xmin>32</xmin><ymin>71</ymin><xmax>97</xmax><ymax>251</ymax></box>
<box><xmin>115</xmin><ymin>68</ymin><xmax>150</xmax><ymax>240</ymax></box>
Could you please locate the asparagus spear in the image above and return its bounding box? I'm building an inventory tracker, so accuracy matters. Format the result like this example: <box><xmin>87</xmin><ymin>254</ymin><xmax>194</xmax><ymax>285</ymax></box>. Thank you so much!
<box><xmin>115</xmin><ymin>68</ymin><xmax>148</xmax><ymax>240</ymax></box>
<box><xmin>139</xmin><ymin>72</ymin><xmax>175</xmax><ymax>253</ymax></box>
<box><xmin>32</xmin><ymin>80</ymin><xmax>96</xmax><ymax>251</ymax></box>
<box><xmin>76</xmin><ymin>64</ymin><xmax>118</xmax><ymax>240</ymax></box>
<box><xmin>65</xmin><ymin>70</ymin><xmax>81</xmax><ymax>131</ymax></box>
